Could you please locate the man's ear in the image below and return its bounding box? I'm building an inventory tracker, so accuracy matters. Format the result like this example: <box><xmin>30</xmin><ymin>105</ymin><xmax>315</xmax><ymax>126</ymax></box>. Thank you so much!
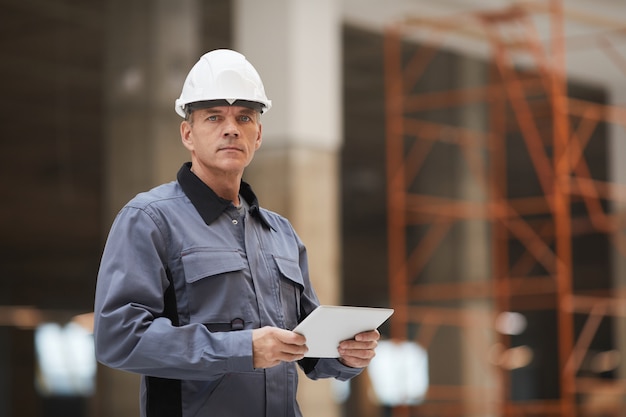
<box><xmin>255</xmin><ymin>124</ymin><xmax>263</xmax><ymax>150</ymax></box>
<box><xmin>180</xmin><ymin>120</ymin><xmax>193</xmax><ymax>151</ymax></box>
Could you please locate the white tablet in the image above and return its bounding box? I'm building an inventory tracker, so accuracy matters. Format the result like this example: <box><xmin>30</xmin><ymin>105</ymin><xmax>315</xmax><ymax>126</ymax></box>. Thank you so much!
<box><xmin>293</xmin><ymin>305</ymin><xmax>394</xmax><ymax>358</ymax></box>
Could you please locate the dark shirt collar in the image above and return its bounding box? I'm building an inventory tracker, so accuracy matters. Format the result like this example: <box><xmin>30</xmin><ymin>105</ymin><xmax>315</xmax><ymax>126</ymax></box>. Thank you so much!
<box><xmin>177</xmin><ymin>162</ymin><xmax>272</xmax><ymax>229</ymax></box>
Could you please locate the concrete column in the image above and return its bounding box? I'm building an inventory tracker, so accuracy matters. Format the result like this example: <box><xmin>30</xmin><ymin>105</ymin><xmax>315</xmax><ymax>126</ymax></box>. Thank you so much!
<box><xmin>610</xmin><ymin>87</ymin><xmax>626</xmax><ymax>382</ymax></box>
<box><xmin>99</xmin><ymin>1</ymin><xmax>197</xmax><ymax>416</ymax></box>
<box><xmin>234</xmin><ymin>1</ymin><xmax>343</xmax><ymax>416</ymax></box>
<box><xmin>103</xmin><ymin>0</ymin><xmax>194</xmax><ymax>220</ymax></box>
<box><xmin>457</xmin><ymin>56</ymin><xmax>497</xmax><ymax>417</ymax></box>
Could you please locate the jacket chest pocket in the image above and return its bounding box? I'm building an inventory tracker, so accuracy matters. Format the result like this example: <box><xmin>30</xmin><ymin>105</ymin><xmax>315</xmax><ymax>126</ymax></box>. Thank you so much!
<box><xmin>181</xmin><ymin>248</ymin><xmax>255</xmax><ymax>329</ymax></box>
<box><xmin>273</xmin><ymin>256</ymin><xmax>304</xmax><ymax>330</ymax></box>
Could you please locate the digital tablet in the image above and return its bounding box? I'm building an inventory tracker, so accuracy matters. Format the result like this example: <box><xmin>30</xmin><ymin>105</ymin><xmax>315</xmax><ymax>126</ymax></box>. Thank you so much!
<box><xmin>292</xmin><ymin>305</ymin><xmax>394</xmax><ymax>358</ymax></box>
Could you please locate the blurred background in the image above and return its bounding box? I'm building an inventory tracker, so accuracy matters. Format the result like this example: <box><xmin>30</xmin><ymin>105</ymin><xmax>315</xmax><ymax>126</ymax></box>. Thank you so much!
<box><xmin>1</xmin><ymin>0</ymin><xmax>625</xmax><ymax>416</ymax></box>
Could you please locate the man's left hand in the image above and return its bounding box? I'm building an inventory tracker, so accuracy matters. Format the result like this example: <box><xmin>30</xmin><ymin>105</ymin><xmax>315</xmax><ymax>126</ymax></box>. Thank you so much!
<box><xmin>337</xmin><ymin>329</ymin><xmax>380</xmax><ymax>368</ymax></box>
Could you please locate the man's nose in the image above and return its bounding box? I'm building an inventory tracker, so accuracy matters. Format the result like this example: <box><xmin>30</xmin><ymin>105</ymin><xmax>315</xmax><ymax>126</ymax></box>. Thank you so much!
<box><xmin>223</xmin><ymin>117</ymin><xmax>240</xmax><ymax>136</ymax></box>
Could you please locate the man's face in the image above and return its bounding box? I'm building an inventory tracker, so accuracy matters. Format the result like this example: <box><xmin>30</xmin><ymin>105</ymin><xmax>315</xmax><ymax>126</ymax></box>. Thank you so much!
<box><xmin>180</xmin><ymin>105</ymin><xmax>262</xmax><ymax>179</ymax></box>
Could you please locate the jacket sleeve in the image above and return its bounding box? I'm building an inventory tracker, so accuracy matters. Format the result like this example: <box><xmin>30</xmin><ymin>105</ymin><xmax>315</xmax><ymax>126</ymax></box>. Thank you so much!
<box><xmin>93</xmin><ymin>206</ymin><xmax>253</xmax><ymax>380</ymax></box>
<box><xmin>301</xmin><ymin>357</ymin><xmax>364</xmax><ymax>381</ymax></box>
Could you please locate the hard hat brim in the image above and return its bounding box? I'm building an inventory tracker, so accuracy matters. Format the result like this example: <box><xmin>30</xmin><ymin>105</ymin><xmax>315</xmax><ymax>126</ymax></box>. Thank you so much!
<box><xmin>185</xmin><ymin>99</ymin><xmax>265</xmax><ymax>115</ymax></box>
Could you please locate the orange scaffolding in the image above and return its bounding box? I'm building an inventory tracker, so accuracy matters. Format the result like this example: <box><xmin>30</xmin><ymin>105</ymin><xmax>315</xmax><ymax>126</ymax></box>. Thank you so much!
<box><xmin>384</xmin><ymin>1</ymin><xmax>626</xmax><ymax>416</ymax></box>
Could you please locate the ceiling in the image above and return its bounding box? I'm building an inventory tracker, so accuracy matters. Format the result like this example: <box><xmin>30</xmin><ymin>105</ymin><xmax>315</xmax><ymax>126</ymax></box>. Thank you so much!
<box><xmin>342</xmin><ymin>0</ymin><xmax>626</xmax><ymax>93</ymax></box>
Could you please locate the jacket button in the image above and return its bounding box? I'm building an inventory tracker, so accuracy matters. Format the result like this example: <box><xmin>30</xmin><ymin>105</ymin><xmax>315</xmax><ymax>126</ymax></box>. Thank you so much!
<box><xmin>231</xmin><ymin>318</ymin><xmax>244</xmax><ymax>330</ymax></box>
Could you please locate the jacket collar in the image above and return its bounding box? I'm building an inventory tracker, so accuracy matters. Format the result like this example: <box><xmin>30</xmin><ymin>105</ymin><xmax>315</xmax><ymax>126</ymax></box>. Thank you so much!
<box><xmin>177</xmin><ymin>162</ymin><xmax>272</xmax><ymax>229</ymax></box>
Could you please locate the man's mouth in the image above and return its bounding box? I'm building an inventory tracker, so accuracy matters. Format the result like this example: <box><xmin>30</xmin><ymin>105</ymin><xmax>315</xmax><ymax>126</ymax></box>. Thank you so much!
<box><xmin>220</xmin><ymin>146</ymin><xmax>242</xmax><ymax>152</ymax></box>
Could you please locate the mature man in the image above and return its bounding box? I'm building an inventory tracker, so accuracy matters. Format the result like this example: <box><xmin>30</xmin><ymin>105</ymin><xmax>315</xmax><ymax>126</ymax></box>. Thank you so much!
<box><xmin>93</xmin><ymin>49</ymin><xmax>380</xmax><ymax>417</ymax></box>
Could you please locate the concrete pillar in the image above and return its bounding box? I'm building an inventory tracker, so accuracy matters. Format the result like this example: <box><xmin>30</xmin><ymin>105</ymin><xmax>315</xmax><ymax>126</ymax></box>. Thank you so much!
<box><xmin>234</xmin><ymin>1</ymin><xmax>343</xmax><ymax>416</ymax></box>
<box><xmin>457</xmin><ymin>56</ymin><xmax>497</xmax><ymax>417</ymax></box>
<box><xmin>99</xmin><ymin>1</ymin><xmax>196</xmax><ymax>416</ymax></box>
<box><xmin>103</xmin><ymin>0</ymin><xmax>194</xmax><ymax>219</ymax></box>
<box><xmin>610</xmin><ymin>87</ymin><xmax>626</xmax><ymax>382</ymax></box>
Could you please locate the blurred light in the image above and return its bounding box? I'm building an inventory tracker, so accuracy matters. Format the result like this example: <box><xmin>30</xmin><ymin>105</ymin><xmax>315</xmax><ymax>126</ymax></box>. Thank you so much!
<box><xmin>0</xmin><ymin>306</ymin><xmax>42</xmax><ymax>329</ymax></box>
<box><xmin>590</xmin><ymin>350</ymin><xmax>621</xmax><ymax>373</ymax></box>
<box><xmin>367</xmin><ymin>340</ymin><xmax>428</xmax><ymax>406</ymax></box>
<box><xmin>34</xmin><ymin>322</ymin><xmax>96</xmax><ymax>396</ymax></box>
<box><xmin>495</xmin><ymin>311</ymin><xmax>527</xmax><ymax>335</ymax></box>
<box><xmin>331</xmin><ymin>379</ymin><xmax>350</xmax><ymax>403</ymax></box>
<box><xmin>121</xmin><ymin>67</ymin><xmax>143</xmax><ymax>93</ymax></box>
<box><xmin>488</xmin><ymin>343</ymin><xmax>533</xmax><ymax>370</ymax></box>
<box><xmin>71</xmin><ymin>312</ymin><xmax>95</xmax><ymax>333</ymax></box>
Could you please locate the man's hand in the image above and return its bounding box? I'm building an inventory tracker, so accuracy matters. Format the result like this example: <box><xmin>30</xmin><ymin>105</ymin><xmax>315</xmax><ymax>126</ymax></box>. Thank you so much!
<box><xmin>252</xmin><ymin>326</ymin><xmax>308</xmax><ymax>369</ymax></box>
<box><xmin>337</xmin><ymin>329</ymin><xmax>380</xmax><ymax>368</ymax></box>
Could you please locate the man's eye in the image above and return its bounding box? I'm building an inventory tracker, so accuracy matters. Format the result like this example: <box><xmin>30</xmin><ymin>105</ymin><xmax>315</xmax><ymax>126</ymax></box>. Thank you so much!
<box><xmin>240</xmin><ymin>115</ymin><xmax>251</xmax><ymax>122</ymax></box>
<box><xmin>207</xmin><ymin>115</ymin><xmax>218</xmax><ymax>121</ymax></box>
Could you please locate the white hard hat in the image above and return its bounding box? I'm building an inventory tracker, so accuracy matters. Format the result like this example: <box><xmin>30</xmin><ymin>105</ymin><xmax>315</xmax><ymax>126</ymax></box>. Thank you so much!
<box><xmin>175</xmin><ymin>49</ymin><xmax>272</xmax><ymax>118</ymax></box>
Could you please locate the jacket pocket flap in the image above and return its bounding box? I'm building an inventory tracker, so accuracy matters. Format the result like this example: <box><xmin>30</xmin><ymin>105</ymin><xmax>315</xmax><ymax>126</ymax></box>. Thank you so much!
<box><xmin>274</xmin><ymin>256</ymin><xmax>304</xmax><ymax>287</ymax></box>
<box><xmin>182</xmin><ymin>249</ymin><xmax>246</xmax><ymax>283</ymax></box>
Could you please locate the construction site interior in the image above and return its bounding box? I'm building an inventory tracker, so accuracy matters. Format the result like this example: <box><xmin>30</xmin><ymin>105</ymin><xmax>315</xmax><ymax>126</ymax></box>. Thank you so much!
<box><xmin>1</xmin><ymin>1</ymin><xmax>625</xmax><ymax>416</ymax></box>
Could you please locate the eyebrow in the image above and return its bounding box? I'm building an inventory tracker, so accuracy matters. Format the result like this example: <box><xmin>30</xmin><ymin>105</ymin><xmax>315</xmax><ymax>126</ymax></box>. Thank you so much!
<box><xmin>201</xmin><ymin>108</ymin><xmax>256</xmax><ymax>116</ymax></box>
<box><xmin>236</xmin><ymin>108</ymin><xmax>257</xmax><ymax>117</ymax></box>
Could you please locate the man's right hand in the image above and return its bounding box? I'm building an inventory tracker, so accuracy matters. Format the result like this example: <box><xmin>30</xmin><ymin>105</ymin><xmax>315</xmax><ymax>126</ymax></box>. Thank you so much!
<box><xmin>252</xmin><ymin>326</ymin><xmax>308</xmax><ymax>368</ymax></box>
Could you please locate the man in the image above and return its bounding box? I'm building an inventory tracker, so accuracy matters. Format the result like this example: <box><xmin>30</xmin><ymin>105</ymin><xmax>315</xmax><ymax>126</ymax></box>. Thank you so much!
<box><xmin>93</xmin><ymin>49</ymin><xmax>380</xmax><ymax>417</ymax></box>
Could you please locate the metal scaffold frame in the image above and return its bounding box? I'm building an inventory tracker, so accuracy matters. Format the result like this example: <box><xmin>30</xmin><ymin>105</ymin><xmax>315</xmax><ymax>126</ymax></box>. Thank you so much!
<box><xmin>384</xmin><ymin>0</ymin><xmax>626</xmax><ymax>416</ymax></box>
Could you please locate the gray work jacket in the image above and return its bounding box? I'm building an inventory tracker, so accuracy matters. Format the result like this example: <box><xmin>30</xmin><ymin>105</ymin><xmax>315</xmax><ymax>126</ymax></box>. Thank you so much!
<box><xmin>93</xmin><ymin>163</ymin><xmax>361</xmax><ymax>417</ymax></box>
